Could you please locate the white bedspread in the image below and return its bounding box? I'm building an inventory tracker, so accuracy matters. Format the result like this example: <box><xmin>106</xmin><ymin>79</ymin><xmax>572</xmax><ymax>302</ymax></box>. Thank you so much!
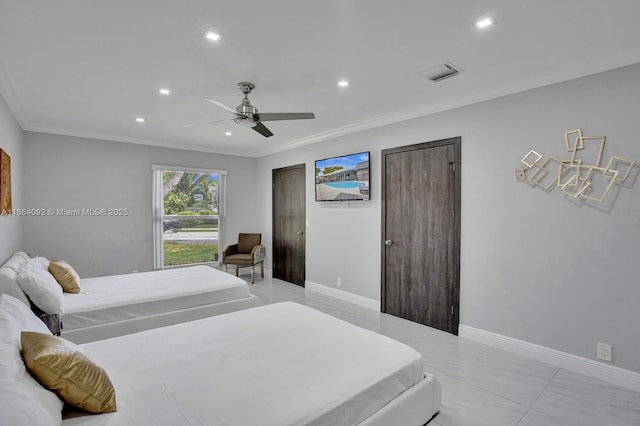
<box><xmin>63</xmin><ymin>302</ymin><xmax>424</xmax><ymax>426</ymax></box>
<box><xmin>62</xmin><ymin>266</ymin><xmax>251</xmax><ymax>330</ymax></box>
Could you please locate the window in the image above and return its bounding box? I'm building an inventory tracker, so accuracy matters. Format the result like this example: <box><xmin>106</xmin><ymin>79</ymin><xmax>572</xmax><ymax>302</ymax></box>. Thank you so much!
<box><xmin>152</xmin><ymin>165</ymin><xmax>227</xmax><ymax>269</ymax></box>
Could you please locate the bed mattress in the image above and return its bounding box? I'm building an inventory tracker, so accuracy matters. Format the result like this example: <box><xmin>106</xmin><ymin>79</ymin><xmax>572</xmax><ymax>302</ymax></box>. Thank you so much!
<box><xmin>63</xmin><ymin>302</ymin><xmax>433</xmax><ymax>426</ymax></box>
<box><xmin>62</xmin><ymin>266</ymin><xmax>251</xmax><ymax>331</ymax></box>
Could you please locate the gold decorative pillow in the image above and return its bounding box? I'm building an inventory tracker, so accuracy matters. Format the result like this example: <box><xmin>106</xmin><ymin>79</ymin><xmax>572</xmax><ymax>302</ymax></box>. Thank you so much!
<box><xmin>48</xmin><ymin>260</ymin><xmax>81</xmax><ymax>293</ymax></box>
<box><xmin>21</xmin><ymin>331</ymin><xmax>117</xmax><ymax>413</ymax></box>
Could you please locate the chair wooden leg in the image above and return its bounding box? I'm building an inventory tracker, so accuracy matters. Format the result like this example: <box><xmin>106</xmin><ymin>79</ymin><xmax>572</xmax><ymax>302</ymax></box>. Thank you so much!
<box><xmin>235</xmin><ymin>265</ymin><xmax>239</xmax><ymax>277</ymax></box>
<box><xmin>250</xmin><ymin>265</ymin><xmax>255</xmax><ymax>284</ymax></box>
<box><xmin>260</xmin><ymin>262</ymin><xmax>264</xmax><ymax>279</ymax></box>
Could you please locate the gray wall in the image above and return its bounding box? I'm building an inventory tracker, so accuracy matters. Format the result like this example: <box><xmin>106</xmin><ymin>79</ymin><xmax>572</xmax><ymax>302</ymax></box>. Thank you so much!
<box><xmin>257</xmin><ymin>62</ymin><xmax>640</xmax><ymax>373</ymax></box>
<box><xmin>22</xmin><ymin>132</ymin><xmax>260</xmax><ymax>277</ymax></box>
<box><xmin>0</xmin><ymin>93</ymin><xmax>22</xmax><ymax>263</ymax></box>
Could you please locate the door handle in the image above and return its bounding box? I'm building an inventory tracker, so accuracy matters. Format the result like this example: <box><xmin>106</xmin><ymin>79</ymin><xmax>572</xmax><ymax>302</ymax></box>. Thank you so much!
<box><xmin>384</xmin><ymin>240</ymin><xmax>393</xmax><ymax>246</ymax></box>
<box><xmin>297</xmin><ymin>231</ymin><xmax>304</xmax><ymax>235</ymax></box>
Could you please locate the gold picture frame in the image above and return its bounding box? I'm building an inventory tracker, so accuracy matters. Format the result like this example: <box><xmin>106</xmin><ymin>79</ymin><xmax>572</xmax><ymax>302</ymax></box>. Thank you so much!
<box><xmin>0</xmin><ymin>149</ymin><xmax>11</xmax><ymax>215</ymax></box>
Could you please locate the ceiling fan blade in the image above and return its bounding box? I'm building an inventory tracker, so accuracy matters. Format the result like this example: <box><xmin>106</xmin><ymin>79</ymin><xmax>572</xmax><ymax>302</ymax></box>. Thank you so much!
<box><xmin>256</xmin><ymin>112</ymin><xmax>315</xmax><ymax>121</ymax></box>
<box><xmin>203</xmin><ymin>97</ymin><xmax>238</xmax><ymax>114</ymax></box>
<box><xmin>181</xmin><ymin>119</ymin><xmax>231</xmax><ymax>127</ymax></box>
<box><xmin>252</xmin><ymin>121</ymin><xmax>274</xmax><ymax>137</ymax></box>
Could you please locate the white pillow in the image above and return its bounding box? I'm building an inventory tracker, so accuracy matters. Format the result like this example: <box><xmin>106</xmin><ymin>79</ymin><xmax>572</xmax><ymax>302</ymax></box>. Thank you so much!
<box><xmin>29</xmin><ymin>256</ymin><xmax>50</xmax><ymax>270</ymax></box>
<box><xmin>14</xmin><ymin>251</ymin><xmax>31</xmax><ymax>261</ymax></box>
<box><xmin>0</xmin><ymin>294</ymin><xmax>51</xmax><ymax>348</ymax></box>
<box><xmin>0</xmin><ymin>343</ymin><xmax>63</xmax><ymax>426</ymax></box>
<box><xmin>0</xmin><ymin>266</ymin><xmax>30</xmax><ymax>306</ymax></box>
<box><xmin>16</xmin><ymin>259</ymin><xmax>64</xmax><ymax>315</ymax></box>
<box><xmin>0</xmin><ymin>295</ymin><xmax>61</xmax><ymax>425</ymax></box>
<box><xmin>1</xmin><ymin>255</ymin><xmax>26</xmax><ymax>273</ymax></box>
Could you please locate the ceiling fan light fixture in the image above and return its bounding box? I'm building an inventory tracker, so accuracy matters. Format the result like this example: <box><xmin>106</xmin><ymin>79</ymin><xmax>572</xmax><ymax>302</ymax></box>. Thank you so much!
<box><xmin>203</xmin><ymin>82</ymin><xmax>314</xmax><ymax>138</ymax></box>
<box><xmin>234</xmin><ymin>118</ymin><xmax>257</xmax><ymax>128</ymax></box>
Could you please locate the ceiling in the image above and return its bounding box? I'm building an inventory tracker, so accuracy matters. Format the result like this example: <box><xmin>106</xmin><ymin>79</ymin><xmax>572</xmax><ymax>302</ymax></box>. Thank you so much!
<box><xmin>1</xmin><ymin>1</ymin><xmax>640</xmax><ymax>158</ymax></box>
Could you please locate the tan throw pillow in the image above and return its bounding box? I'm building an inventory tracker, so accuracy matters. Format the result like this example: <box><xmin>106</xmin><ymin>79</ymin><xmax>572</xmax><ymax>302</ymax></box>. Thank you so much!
<box><xmin>21</xmin><ymin>331</ymin><xmax>117</xmax><ymax>413</ymax></box>
<box><xmin>48</xmin><ymin>260</ymin><xmax>81</xmax><ymax>293</ymax></box>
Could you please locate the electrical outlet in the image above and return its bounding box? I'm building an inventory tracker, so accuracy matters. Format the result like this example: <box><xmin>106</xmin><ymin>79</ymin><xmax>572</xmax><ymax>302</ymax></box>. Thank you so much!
<box><xmin>337</xmin><ymin>277</ymin><xmax>342</xmax><ymax>287</ymax></box>
<box><xmin>597</xmin><ymin>342</ymin><xmax>612</xmax><ymax>362</ymax></box>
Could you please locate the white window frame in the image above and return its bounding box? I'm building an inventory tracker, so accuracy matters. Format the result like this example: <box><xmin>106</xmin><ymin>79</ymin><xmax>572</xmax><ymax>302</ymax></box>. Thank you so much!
<box><xmin>152</xmin><ymin>165</ymin><xmax>228</xmax><ymax>270</ymax></box>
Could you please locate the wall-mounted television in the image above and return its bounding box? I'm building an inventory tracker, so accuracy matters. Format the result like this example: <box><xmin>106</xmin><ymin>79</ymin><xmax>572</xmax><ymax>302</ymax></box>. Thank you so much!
<box><xmin>315</xmin><ymin>151</ymin><xmax>370</xmax><ymax>201</ymax></box>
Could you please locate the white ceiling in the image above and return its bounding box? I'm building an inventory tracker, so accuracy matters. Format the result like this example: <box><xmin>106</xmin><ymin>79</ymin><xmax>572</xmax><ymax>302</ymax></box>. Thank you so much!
<box><xmin>1</xmin><ymin>1</ymin><xmax>640</xmax><ymax>157</ymax></box>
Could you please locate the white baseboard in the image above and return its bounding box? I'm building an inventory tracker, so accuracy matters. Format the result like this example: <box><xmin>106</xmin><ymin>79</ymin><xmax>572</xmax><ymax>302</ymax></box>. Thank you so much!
<box><xmin>305</xmin><ymin>281</ymin><xmax>380</xmax><ymax>311</ymax></box>
<box><xmin>459</xmin><ymin>324</ymin><xmax>640</xmax><ymax>392</ymax></box>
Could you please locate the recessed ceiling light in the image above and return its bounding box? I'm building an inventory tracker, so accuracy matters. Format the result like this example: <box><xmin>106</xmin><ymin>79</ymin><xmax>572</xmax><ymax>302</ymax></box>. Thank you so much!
<box><xmin>337</xmin><ymin>80</ymin><xmax>350</xmax><ymax>87</ymax></box>
<box><xmin>135</xmin><ymin>117</ymin><xmax>145</xmax><ymax>123</ymax></box>
<box><xmin>204</xmin><ymin>31</ymin><xmax>221</xmax><ymax>41</ymax></box>
<box><xmin>159</xmin><ymin>88</ymin><xmax>171</xmax><ymax>95</ymax></box>
<box><xmin>476</xmin><ymin>17</ymin><xmax>494</xmax><ymax>29</ymax></box>
<box><xmin>225</xmin><ymin>131</ymin><xmax>232</xmax><ymax>136</ymax></box>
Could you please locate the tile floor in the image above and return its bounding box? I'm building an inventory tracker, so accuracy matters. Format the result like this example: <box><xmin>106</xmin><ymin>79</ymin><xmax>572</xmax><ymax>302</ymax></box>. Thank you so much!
<box><xmin>243</xmin><ymin>275</ymin><xmax>640</xmax><ymax>426</ymax></box>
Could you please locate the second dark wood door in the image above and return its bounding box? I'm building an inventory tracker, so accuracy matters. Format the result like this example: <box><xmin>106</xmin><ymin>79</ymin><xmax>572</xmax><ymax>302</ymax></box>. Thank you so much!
<box><xmin>272</xmin><ymin>164</ymin><xmax>306</xmax><ymax>286</ymax></box>
<box><xmin>381</xmin><ymin>137</ymin><xmax>461</xmax><ymax>334</ymax></box>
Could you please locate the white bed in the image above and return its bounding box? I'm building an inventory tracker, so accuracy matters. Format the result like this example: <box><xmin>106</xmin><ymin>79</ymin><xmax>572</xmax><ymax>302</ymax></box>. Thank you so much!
<box><xmin>62</xmin><ymin>302</ymin><xmax>441</xmax><ymax>426</ymax></box>
<box><xmin>0</xmin><ymin>253</ymin><xmax>259</xmax><ymax>343</ymax></box>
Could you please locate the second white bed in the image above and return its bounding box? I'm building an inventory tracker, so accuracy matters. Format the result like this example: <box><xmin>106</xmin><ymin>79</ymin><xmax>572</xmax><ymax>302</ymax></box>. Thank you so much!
<box><xmin>64</xmin><ymin>302</ymin><xmax>440</xmax><ymax>426</ymax></box>
<box><xmin>61</xmin><ymin>265</ymin><xmax>258</xmax><ymax>343</ymax></box>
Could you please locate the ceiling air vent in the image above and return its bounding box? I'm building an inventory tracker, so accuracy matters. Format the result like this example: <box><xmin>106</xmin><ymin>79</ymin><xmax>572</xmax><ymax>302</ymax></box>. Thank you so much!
<box><xmin>418</xmin><ymin>62</ymin><xmax>460</xmax><ymax>83</ymax></box>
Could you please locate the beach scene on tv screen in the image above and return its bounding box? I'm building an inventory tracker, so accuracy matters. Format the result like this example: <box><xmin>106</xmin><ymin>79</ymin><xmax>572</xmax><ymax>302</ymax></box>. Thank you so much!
<box><xmin>315</xmin><ymin>152</ymin><xmax>370</xmax><ymax>201</ymax></box>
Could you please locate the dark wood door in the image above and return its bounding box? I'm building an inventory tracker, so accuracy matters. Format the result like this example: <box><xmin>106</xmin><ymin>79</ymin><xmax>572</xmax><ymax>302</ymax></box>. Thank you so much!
<box><xmin>272</xmin><ymin>164</ymin><xmax>306</xmax><ymax>286</ymax></box>
<box><xmin>381</xmin><ymin>137</ymin><xmax>461</xmax><ymax>334</ymax></box>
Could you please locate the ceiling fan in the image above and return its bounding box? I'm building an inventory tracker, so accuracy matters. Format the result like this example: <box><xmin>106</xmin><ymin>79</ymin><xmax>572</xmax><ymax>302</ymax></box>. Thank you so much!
<box><xmin>203</xmin><ymin>82</ymin><xmax>315</xmax><ymax>137</ymax></box>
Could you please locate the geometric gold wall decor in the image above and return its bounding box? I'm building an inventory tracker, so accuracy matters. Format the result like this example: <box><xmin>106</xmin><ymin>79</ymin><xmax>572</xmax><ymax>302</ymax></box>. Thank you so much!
<box><xmin>559</xmin><ymin>173</ymin><xmax>590</xmax><ymax>199</ymax></box>
<box><xmin>579</xmin><ymin>167</ymin><xmax>618</xmax><ymax>203</ymax></box>
<box><xmin>571</xmin><ymin>136</ymin><xmax>605</xmax><ymax>167</ymax></box>
<box><xmin>559</xmin><ymin>160</ymin><xmax>583</xmax><ymax>188</ymax></box>
<box><xmin>564</xmin><ymin>129</ymin><xmax>584</xmax><ymax>151</ymax></box>
<box><xmin>605</xmin><ymin>156</ymin><xmax>636</xmax><ymax>182</ymax></box>
<box><xmin>516</xmin><ymin>129</ymin><xmax>637</xmax><ymax>204</ymax></box>
<box><xmin>521</xmin><ymin>150</ymin><xmax>542</xmax><ymax>168</ymax></box>
<box><xmin>529</xmin><ymin>156</ymin><xmax>563</xmax><ymax>192</ymax></box>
